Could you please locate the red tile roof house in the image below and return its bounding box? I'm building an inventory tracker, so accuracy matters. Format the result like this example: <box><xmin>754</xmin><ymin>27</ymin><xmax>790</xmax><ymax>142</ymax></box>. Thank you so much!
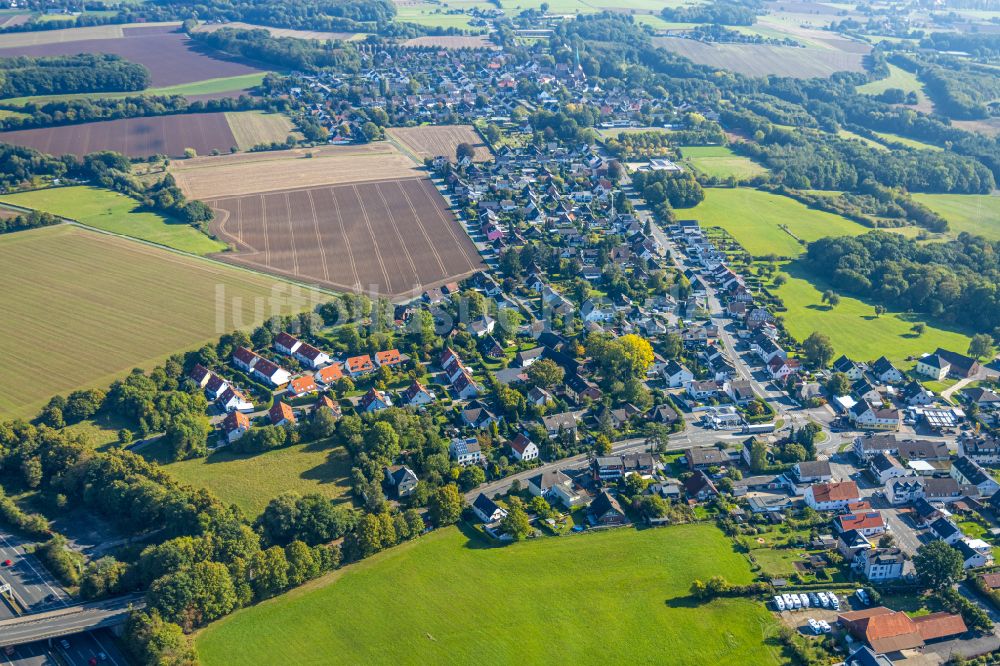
<box><xmin>838</xmin><ymin>607</ymin><xmax>966</xmax><ymax>654</ymax></box>
<box><xmin>269</xmin><ymin>401</ymin><xmax>296</xmax><ymax>426</ymax></box>
<box><xmin>314</xmin><ymin>362</ymin><xmax>345</xmax><ymax>386</ymax></box>
<box><xmin>509</xmin><ymin>433</ymin><xmax>539</xmax><ymax>461</ymax></box>
<box><xmin>805</xmin><ymin>481</ymin><xmax>861</xmax><ymax>511</ymax></box>
<box><xmin>836</xmin><ymin>511</ymin><xmax>886</xmax><ymax>537</ymax></box>
<box><xmin>346</xmin><ymin>354</ymin><xmax>375</xmax><ymax>377</ymax></box>
<box><xmin>289</xmin><ymin>375</ymin><xmax>318</xmax><ymax>397</ymax></box>
<box><xmin>375</xmin><ymin>349</ymin><xmax>405</xmax><ymax>368</ymax></box>
<box><xmin>222</xmin><ymin>410</ymin><xmax>250</xmax><ymax>443</ymax></box>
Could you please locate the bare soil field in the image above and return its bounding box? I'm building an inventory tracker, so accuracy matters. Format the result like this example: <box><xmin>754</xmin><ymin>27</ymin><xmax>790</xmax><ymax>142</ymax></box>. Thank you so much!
<box><xmin>401</xmin><ymin>35</ymin><xmax>494</xmax><ymax>48</ymax></box>
<box><xmin>388</xmin><ymin>125</ymin><xmax>492</xmax><ymax>162</ymax></box>
<box><xmin>0</xmin><ymin>14</ymin><xmax>30</xmax><ymax>27</ymax></box>
<box><xmin>0</xmin><ymin>29</ymin><xmax>264</xmax><ymax>87</ymax></box>
<box><xmin>651</xmin><ymin>37</ymin><xmax>865</xmax><ymax>77</ymax></box>
<box><xmin>194</xmin><ymin>22</ymin><xmax>361</xmax><ymax>41</ymax></box>
<box><xmin>207</xmin><ymin>176</ymin><xmax>483</xmax><ymax>298</ymax></box>
<box><xmin>170</xmin><ymin>143</ymin><xmax>422</xmax><ymax>199</ymax></box>
<box><xmin>0</xmin><ymin>113</ymin><xmax>238</xmax><ymax>158</ymax></box>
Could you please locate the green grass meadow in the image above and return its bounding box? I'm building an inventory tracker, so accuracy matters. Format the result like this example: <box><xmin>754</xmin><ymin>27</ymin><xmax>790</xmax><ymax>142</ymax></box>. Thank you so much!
<box><xmin>681</xmin><ymin>145</ymin><xmax>768</xmax><ymax>180</ymax></box>
<box><xmin>689</xmin><ymin>187</ymin><xmax>868</xmax><ymax>257</ymax></box>
<box><xmin>0</xmin><ymin>72</ymin><xmax>267</xmax><ymax>106</ymax></box>
<box><xmin>911</xmin><ymin>193</ymin><xmax>1000</xmax><ymax>241</ymax></box>
<box><xmin>196</xmin><ymin>524</ymin><xmax>783</xmax><ymax>665</ymax></box>
<box><xmin>0</xmin><ymin>186</ymin><xmax>226</xmax><ymax>255</ymax></box>
<box><xmin>775</xmin><ymin>262</ymin><xmax>972</xmax><ymax>365</ymax></box>
<box><xmin>154</xmin><ymin>440</ymin><xmax>353</xmax><ymax>517</ymax></box>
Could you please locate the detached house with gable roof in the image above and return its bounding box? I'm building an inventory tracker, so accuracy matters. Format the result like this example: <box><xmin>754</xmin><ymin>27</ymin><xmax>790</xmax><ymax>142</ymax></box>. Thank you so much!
<box><xmin>509</xmin><ymin>433</ymin><xmax>539</xmax><ymax>461</ymax></box>
<box><xmin>806</xmin><ymin>481</ymin><xmax>861</xmax><ymax>511</ymax></box>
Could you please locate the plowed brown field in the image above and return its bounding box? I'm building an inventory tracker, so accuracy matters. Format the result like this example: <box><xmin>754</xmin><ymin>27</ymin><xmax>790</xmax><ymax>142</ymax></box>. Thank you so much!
<box><xmin>0</xmin><ymin>113</ymin><xmax>238</xmax><ymax>158</ymax></box>
<box><xmin>207</xmin><ymin>177</ymin><xmax>483</xmax><ymax>299</ymax></box>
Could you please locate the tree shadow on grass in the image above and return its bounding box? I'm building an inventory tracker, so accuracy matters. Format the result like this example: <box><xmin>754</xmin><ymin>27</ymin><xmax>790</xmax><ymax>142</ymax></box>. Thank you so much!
<box><xmin>299</xmin><ymin>448</ymin><xmax>352</xmax><ymax>491</ymax></box>
<box><xmin>665</xmin><ymin>594</ymin><xmax>703</xmax><ymax>609</ymax></box>
<box><xmin>783</xmin><ymin>259</ymin><xmax>975</xmax><ymax>339</ymax></box>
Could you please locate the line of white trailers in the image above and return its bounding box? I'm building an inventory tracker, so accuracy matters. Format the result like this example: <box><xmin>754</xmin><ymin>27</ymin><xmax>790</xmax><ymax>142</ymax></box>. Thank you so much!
<box><xmin>773</xmin><ymin>590</ymin><xmax>841</xmax><ymax>612</ymax></box>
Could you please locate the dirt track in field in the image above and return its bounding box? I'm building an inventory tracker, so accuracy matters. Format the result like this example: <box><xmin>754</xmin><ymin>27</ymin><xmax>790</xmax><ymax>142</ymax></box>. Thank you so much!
<box><xmin>0</xmin><ymin>113</ymin><xmax>238</xmax><ymax>158</ymax></box>
<box><xmin>207</xmin><ymin>177</ymin><xmax>483</xmax><ymax>299</ymax></box>
<box><xmin>170</xmin><ymin>143</ymin><xmax>422</xmax><ymax>199</ymax></box>
<box><xmin>388</xmin><ymin>125</ymin><xmax>492</xmax><ymax>162</ymax></box>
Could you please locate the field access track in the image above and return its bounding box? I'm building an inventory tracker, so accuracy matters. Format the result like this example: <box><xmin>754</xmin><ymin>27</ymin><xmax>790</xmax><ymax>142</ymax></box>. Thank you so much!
<box><xmin>208</xmin><ymin>177</ymin><xmax>483</xmax><ymax>299</ymax></box>
<box><xmin>0</xmin><ymin>113</ymin><xmax>238</xmax><ymax>158</ymax></box>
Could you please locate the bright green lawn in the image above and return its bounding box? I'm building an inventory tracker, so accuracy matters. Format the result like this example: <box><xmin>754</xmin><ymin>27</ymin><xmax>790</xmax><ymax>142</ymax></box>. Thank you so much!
<box><xmin>690</xmin><ymin>187</ymin><xmax>869</xmax><ymax>258</ymax></box>
<box><xmin>0</xmin><ymin>186</ymin><xmax>226</xmax><ymax>255</ymax></box>
<box><xmin>776</xmin><ymin>262</ymin><xmax>972</xmax><ymax>365</ymax></box>
<box><xmin>911</xmin><ymin>193</ymin><xmax>1000</xmax><ymax>241</ymax></box>
<box><xmin>681</xmin><ymin>145</ymin><xmax>767</xmax><ymax>180</ymax></box>
<box><xmin>196</xmin><ymin>524</ymin><xmax>782</xmax><ymax>665</ymax></box>
<box><xmin>395</xmin><ymin>3</ymin><xmax>483</xmax><ymax>29</ymax></box>
<box><xmin>752</xmin><ymin>547</ymin><xmax>803</xmax><ymax>577</ymax></box>
<box><xmin>159</xmin><ymin>440</ymin><xmax>353</xmax><ymax>517</ymax></box>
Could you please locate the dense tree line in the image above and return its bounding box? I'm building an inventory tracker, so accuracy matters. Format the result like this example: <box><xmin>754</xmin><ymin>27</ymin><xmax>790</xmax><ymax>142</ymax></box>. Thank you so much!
<box><xmin>190</xmin><ymin>27</ymin><xmax>363</xmax><ymax>73</ymax></box>
<box><xmin>0</xmin><ymin>93</ymin><xmax>272</xmax><ymax>131</ymax></box>
<box><xmin>0</xmin><ymin>54</ymin><xmax>150</xmax><ymax>99</ymax></box>
<box><xmin>771</xmin><ymin>182</ymin><xmax>949</xmax><ymax>232</ymax></box>
<box><xmin>917</xmin><ymin>58</ymin><xmax>1000</xmax><ymax>120</ymax></box>
<box><xmin>806</xmin><ymin>231</ymin><xmax>1000</xmax><ymax>336</ymax></box>
<box><xmin>660</xmin><ymin>0</ymin><xmax>762</xmax><ymax>26</ymax></box>
<box><xmin>0</xmin><ymin>209</ymin><xmax>59</xmax><ymax>234</ymax></box>
<box><xmin>919</xmin><ymin>31</ymin><xmax>1000</xmax><ymax>59</ymax></box>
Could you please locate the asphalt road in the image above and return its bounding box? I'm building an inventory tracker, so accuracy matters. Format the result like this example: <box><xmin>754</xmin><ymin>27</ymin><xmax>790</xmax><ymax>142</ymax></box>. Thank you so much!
<box><xmin>0</xmin><ymin>595</ymin><xmax>144</xmax><ymax>648</ymax></box>
<box><xmin>2</xmin><ymin>630</ymin><xmax>128</xmax><ymax>666</ymax></box>
<box><xmin>0</xmin><ymin>532</ymin><xmax>72</xmax><ymax>613</ymax></box>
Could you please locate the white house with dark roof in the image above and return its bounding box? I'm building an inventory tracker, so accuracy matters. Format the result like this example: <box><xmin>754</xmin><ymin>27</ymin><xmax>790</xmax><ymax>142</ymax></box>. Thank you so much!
<box><xmin>509</xmin><ymin>433</ymin><xmax>539</xmax><ymax>461</ymax></box>
<box><xmin>951</xmin><ymin>456</ymin><xmax>1000</xmax><ymax>496</ymax></box>
<box><xmin>662</xmin><ymin>359</ymin><xmax>693</xmax><ymax>388</ymax></box>
<box><xmin>472</xmin><ymin>493</ymin><xmax>507</xmax><ymax>523</ymax></box>
<box><xmin>450</xmin><ymin>437</ymin><xmax>483</xmax><ymax>466</ymax></box>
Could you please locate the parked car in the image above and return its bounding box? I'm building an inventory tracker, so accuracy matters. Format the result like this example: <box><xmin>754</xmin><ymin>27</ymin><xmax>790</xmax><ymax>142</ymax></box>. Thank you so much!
<box><xmin>807</xmin><ymin>618</ymin><xmax>821</xmax><ymax>635</ymax></box>
<box><xmin>808</xmin><ymin>592</ymin><xmax>820</xmax><ymax>607</ymax></box>
<box><xmin>2</xmin><ymin>559</ymin><xmax>11</xmax><ymax>566</ymax></box>
<box><xmin>855</xmin><ymin>588</ymin><xmax>870</xmax><ymax>606</ymax></box>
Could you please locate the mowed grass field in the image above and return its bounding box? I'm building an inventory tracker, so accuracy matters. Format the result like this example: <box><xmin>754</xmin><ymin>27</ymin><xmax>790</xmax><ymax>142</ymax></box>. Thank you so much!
<box><xmin>689</xmin><ymin>188</ymin><xmax>868</xmax><ymax>257</ymax></box>
<box><xmin>196</xmin><ymin>524</ymin><xmax>783</xmax><ymax>665</ymax></box>
<box><xmin>0</xmin><ymin>225</ymin><xmax>326</xmax><ymax>418</ymax></box>
<box><xmin>153</xmin><ymin>439</ymin><xmax>353</xmax><ymax>517</ymax></box>
<box><xmin>776</xmin><ymin>262</ymin><xmax>972</xmax><ymax>365</ymax></box>
<box><xmin>912</xmin><ymin>193</ymin><xmax>1000</xmax><ymax>241</ymax></box>
<box><xmin>680</xmin><ymin>145</ymin><xmax>767</xmax><ymax>180</ymax></box>
<box><xmin>0</xmin><ymin>186</ymin><xmax>227</xmax><ymax>254</ymax></box>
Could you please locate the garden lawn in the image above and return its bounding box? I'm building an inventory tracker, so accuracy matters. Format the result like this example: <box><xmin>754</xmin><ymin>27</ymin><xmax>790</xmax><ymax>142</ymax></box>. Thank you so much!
<box><xmin>196</xmin><ymin>524</ymin><xmax>783</xmax><ymax>665</ymax></box>
<box><xmin>0</xmin><ymin>186</ymin><xmax>226</xmax><ymax>254</ymax></box>
<box><xmin>160</xmin><ymin>440</ymin><xmax>353</xmax><ymax>517</ymax></box>
<box><xmin>0</xmin><ymin>225</ymin><xmax>325</xmax><ymax>418</ymax></box>
<box><xmin>689</xmin><ymin>188</ymin><xmax>868</xmax><ymax>258</ymax></box>
<box><xmin>751</xmin><ymin>547</ymin><xmax>802</xmax><ymax>578</ymax></box>
<box><xmin>776</xmin><ymin>261</ymin><xmax>972</xmax><ymax>365</ymax></box>
<box><xmin>680</xmin><ymin>145</ymin><xmax>767</xmax><ymax>180</ymax></box>
<box><xmin>911</xmin><ymin>193</ymin><xmax>1000</xmax><ymax>241</ymax></box>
